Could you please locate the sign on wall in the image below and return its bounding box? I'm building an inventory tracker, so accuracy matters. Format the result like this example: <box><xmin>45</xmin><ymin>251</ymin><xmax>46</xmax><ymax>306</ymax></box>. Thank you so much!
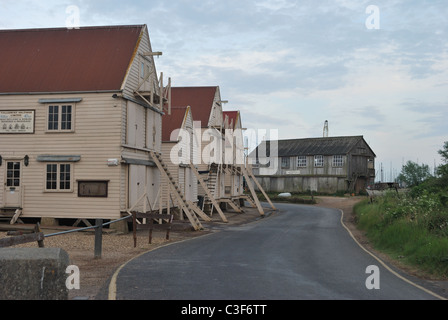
<box><xmin>0</xmin><ymin>110</ymin><xmax>35</xmax><ymax>134</ymax></box>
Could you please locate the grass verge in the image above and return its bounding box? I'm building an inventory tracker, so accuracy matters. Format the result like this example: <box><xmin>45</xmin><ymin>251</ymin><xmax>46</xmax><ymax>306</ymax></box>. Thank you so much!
<box><xmin>354</xmin><ymin>194</ymin><xmax>448</xmax><ymax>279</ymax></box>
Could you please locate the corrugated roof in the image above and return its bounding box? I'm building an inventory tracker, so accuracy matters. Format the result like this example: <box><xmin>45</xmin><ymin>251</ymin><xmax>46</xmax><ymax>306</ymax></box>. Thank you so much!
<box><xmin>162</xmin><ymin>106</ymin><xmax>189</xmax><ymax>142</ymax></box>
<box><xmin>253</xmin><ymin>136</ymin><xmax>375</xmax><ymax>157</ymax></box>
<box><xmin>170</xmin><ymin>87</ymin><xmax>218</xmax><ymax>127</ymax></box>
<box><xmin>0</xmin><ymin>25</ymin><xmax>144</xmax><ymax>93</ymax></box>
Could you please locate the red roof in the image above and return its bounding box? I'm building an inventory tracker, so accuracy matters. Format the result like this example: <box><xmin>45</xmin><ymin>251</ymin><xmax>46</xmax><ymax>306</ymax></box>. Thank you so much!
<box><xmin>223</xmin><ymin>111</ymin><xmax>239</xmax><ymax>129</ymax></box>
<box><xmin>0</xmin><ymin>25</ymin><xmax>144</xmax><ymax>93</ymax></box>
<box><xmin>162</xmin><ymin>106</ymin><xmax>189</xmax><ymax>142</ymax></box>
<box><xmin>170</xmin><ymin>87</ymin><xmax>218</xmax><ymax>127</ymax></box>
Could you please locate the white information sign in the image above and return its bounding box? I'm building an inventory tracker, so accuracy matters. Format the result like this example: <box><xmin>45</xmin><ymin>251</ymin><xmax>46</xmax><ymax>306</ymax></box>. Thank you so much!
<box><xmin>0</xmin><ymin>110</ymin><xmax>35</xmax><ymax>134</ymax></box>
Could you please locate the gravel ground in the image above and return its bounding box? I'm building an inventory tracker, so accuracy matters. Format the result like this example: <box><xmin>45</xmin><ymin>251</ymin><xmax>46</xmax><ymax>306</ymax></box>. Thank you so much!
<box><xmin>0</xmin><ymin>205</ymin><xmax>268</xmax><ymax>300</ymax></box>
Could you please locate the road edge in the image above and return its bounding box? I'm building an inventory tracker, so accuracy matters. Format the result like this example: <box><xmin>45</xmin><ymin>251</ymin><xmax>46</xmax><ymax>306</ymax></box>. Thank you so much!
<box><xmin>338</xmin><ymin>208</ymin><xmax>446</xmax><ymax>300</ymax></box>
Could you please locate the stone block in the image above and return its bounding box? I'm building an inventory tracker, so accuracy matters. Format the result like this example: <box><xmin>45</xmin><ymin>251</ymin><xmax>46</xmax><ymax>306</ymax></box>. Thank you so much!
<box><xmin>0</xmin><ymin>248</ymin><xmax>69</xmax><ymax>300</ymax></box>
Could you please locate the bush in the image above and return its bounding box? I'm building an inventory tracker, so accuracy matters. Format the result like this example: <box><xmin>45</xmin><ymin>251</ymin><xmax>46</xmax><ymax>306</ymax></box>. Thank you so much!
<box><xmin>354</xmin><ymin>190</ymin><xmax>448</xmax><ymax>279</ymax></box>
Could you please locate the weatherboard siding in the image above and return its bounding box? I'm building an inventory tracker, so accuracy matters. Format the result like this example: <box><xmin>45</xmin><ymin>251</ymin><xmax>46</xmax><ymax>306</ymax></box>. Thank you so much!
<box><xmin>0</xmin><ymin>93</ymin><xmax>122</xmax><ymax>219</ymax></box>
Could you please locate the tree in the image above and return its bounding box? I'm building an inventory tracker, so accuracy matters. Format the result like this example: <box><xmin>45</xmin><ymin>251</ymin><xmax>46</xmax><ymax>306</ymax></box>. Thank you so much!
<box><xmin>397</xmin><ymin>161</ymin><xmax>432</xmax><ymax>187</ymax></box>
<box><xmin>437</xmin><ymin>141</ymin><xmax>448</xmax><ymax>179</ymax></box>
<box><xmin>438</xmin><ymin>141</ymin><xmax>448</xmax><ymax>163</ymax></box>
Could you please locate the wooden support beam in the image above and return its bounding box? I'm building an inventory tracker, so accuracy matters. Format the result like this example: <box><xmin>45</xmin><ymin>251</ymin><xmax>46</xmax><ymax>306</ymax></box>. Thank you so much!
<box><xmin>150</xmin><ymin>151</ymin><xmax>202</xmax><ymax>230</ymax></box>
<box><xmin>245</xmin><ymin>167</ymin><xmax>276</xmax><ymax>211</ymax></box>
<box><xmin>221</xmin><ymin>198</ymin><xmax>242</xmax><ymax>213</ymax></box>
<box><xmin>187</xmin><ymin>201</ymin><xmax>212</xmax><ymax>222</ymax></box>
<box><xmin>241</xmin><ymin>167</ymin><xmax>265</xmax><ymax>216</ymax></box>
<box><xmin>189</xmin><ymin>163</ymin><xmax>228</xmax><ymax>223</ymax></box>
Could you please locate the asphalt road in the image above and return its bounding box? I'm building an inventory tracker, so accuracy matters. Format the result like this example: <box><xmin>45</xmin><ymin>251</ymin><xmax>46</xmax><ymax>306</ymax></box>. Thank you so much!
<box><xmin>107</xmin><ymin>202</ymin><xmax>444</xmax><ymax>300</ymax></box>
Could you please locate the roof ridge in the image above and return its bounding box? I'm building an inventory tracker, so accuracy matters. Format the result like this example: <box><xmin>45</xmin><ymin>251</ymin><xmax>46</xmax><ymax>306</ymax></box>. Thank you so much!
<box><xmin>0</xmin><ymin>24</ymin><xmax>145</xmax><ymax>33</ymax></box>
<box><xmin>266</xmin><ymin>135</ymin><xmax>363</xmax><ymax>142</ymax></box>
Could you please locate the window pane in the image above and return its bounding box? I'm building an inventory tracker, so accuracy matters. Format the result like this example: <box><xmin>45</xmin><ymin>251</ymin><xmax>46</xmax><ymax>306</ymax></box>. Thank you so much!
<box><xmin>59</xmin><ymin>164</ymin><xmax>71</xmax><ymax>190</ymax></box>
<box><xmin>298</xmin><ymin>156</ymin><xmax>307</xmax><ymax>167</ymax></box>
<box><xmin>314</xmin><ymin>155</ymin><xmax>324</xmax><ymax>167</ymax></box>
<box><xmin>46</xmin><ymin>164</ymin><xmax>57</xmax><ymax>189</ymax></box>
<box><xmin>6</xmin><ymin>162</ymin><xmax>20</xmax><ymax>187</ymax></box>
<box><xmin>48</xmin><ymin>105</ymin><xmax>59</xmax><ymax>130</ymax></box>
<box><xmin>61</xmin><ymin>105</ymin><xmax>72</xmax><ymax>130</ymax></box>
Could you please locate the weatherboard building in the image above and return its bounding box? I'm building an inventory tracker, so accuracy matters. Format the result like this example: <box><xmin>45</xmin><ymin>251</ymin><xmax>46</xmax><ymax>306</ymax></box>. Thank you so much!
<box><xmin>250</xmin><ymin>136</ymin><xmax>376</xmax><ymax>194</ymax></box>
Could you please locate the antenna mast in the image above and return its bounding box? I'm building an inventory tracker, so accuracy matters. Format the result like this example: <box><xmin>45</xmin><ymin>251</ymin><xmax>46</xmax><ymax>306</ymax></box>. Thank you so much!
<box><xmin>323</xmin><ymin>120</ymin><xmax>329</xmax><ymax>137</ymax></box>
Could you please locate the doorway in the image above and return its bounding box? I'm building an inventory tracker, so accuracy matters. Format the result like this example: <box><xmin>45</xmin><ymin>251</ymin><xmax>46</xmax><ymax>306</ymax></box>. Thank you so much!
<box><xmin>3</xmin><ymin>160</ymin><xmax>22</xmax><ymax>208</ymax></box>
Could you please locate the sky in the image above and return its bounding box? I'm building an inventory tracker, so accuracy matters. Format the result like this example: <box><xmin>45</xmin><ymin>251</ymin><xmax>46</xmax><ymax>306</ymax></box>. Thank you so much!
<box><xmin>1</xmin><ymin>0</ymin><xmax>447</xmax><ymax>181</ymax></box>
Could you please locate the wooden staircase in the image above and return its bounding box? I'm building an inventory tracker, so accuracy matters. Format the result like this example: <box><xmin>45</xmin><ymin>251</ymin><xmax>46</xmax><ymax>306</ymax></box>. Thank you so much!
<box><xmin>206</xmin><ymin>164</ymin><xmax>218</xmax><ymax>201</ymax></box>
<box><xmin>150</xmin><ymin>151</ymin><xmax>209</xmax><ymax>231</ymax></box>
<box><xmin>0</xmin><ymin>208</ymin><xmax>23</xmax><ymax>224</ymax></box>
<box><xmin>189</xmin><ymin>163</ymin><xmax>228</xmax><ymax>223</ymax></box>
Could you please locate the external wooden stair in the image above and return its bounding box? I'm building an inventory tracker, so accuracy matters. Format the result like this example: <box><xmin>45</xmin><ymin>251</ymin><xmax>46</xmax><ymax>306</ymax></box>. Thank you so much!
<box><xmin>189</xmin><ymin>163</ymin><xmax>228</xmax><ymax>223</ymax></box>
<box><xmin>150</xmin><ymin>151</ymin><xmax>210</xmax><ymax>231</ymax></box>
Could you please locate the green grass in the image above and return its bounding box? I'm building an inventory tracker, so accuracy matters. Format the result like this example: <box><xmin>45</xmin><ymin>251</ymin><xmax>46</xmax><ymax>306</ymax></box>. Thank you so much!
<box><xmin>354</xmin><ymin>196</ymin><xmax>448</xmax><ymax>279</ymax></box>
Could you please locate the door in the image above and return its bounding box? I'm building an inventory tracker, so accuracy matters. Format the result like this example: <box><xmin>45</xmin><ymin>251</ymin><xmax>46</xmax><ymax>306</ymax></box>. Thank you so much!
<box><xmin>128</xmin><ymin>165</ymin><xmax>146</xmax><ymax>212</ymax></box>
<box><xmin>184</xmin><ymin>168</ymin><xmax>191</xmax><ymax>202</ymax></box>
<box><xmin>4</xmin><ymin>161</ymin><xmax>22</xmax><ymax>208</ymax></box>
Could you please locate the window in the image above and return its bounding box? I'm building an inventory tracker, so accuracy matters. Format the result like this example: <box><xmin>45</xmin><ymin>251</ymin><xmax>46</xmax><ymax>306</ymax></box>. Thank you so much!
<box><xmin>314</xmin><ymin>155</ymin><xmax>324</xmax><ymax>167</ymax></box>
<box><xmin>48</xmin><ymin>105</ymin><xmax>59</xmax><ymax>130</ymax></box>
<box><xmin>46</xmin><ymin>163</ymin><xmax>72</xmax><ymax>191</ymax></box>
<box><xmin>140</xmin><ymin>61</ymin><xmax>145</xmax><ymax>79</ymax></box>
<box><xmin>6</xmin><ymin>162</ymin><xmax>20</xmax><ymax>187</ymax></box>
<box><xmin>281</xmin><ymin>157</ymin><xmax>290</xmax><ymax>168</ymax></box>
<box><xmin>297</xmin><ymin>156</ymin><xmax>307</xmax><ymax>167</ymax></box>
<box><xmin>47</xmin><ymin>105</ymin><xmax>74</xmax><ymax>132</ymax></box>
<box><xmin>61</xmin><ymin>105</ymin><xmax>72</xmax><ymax>130</ymax></box>
<box><xmin>333</xmin><ymin>155</ymin><xmax>344</xmax><ymax>167</ymax></box>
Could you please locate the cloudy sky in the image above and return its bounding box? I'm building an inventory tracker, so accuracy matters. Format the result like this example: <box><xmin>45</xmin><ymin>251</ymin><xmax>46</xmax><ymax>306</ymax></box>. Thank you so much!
<box><xmin>1</xmin><ymin>0</ymin><xmax>447</xmax><ymax>181</ymax></box>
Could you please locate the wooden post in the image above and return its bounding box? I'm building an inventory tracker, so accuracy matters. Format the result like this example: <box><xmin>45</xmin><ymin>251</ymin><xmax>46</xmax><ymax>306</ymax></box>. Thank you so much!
<box><xmin>245</xmin><ymin>166</ymin><xmax>276</xmax><ymax>210</ymax></box>
<box><xmin>94</xmin><ymin>219</ymin><xmax>103</xmax><ymax>259</ymax></box>
<box><xmin>241</xmin><ymin>167</ymin><xmax>264</xmax><ymax>216</ymax></box>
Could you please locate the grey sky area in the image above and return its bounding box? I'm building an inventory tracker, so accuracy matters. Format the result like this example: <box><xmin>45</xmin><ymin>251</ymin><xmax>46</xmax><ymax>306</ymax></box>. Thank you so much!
<box><xmin>1</xmin><ymin>0</ymin><xmax>447</xmax><ymax>181</ymax></box>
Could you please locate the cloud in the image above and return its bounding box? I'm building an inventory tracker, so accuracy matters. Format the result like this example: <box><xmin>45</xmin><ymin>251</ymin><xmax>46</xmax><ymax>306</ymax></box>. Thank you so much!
<box><xmin>1</xmin><ymin>0</ymin><xmax>447</xmax><ymax>176</ymax></box>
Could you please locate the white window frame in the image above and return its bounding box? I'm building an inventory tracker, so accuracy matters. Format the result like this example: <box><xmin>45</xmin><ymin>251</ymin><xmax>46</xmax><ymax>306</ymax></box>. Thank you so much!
<box><xmin>297</xmin><ymin>156</ymin><xmax>307</xmax><ymax>167</ymax></box>
<box><xmin>46</xmin><ymin>104</ymin><xmax>75</xmax><ymax>133</ymax></box>
<box><xmin>332</xmin><ymin>155</ymin><xmax>344</xmax><ymax>167</ymax></box>
<box><xmin>314</xmin><ymin>155</ymin><xmax>324</xmax><ymax>167</ymax></box>
<box><xmin>333</xmin><ymin>154</ymin><xmax>344</xmax><ymax>167</ymax></box>
<box><xmin>44</xmin><ymin>163</ymin><xmax>73</xmax><ymax>192</ymax></box>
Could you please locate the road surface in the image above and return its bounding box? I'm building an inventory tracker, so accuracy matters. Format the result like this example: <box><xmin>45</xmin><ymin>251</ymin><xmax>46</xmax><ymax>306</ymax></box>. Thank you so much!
<box><xmin>107</xmin><ymin>202</ymin><xmax>444</xmax><ymax>300</ymax></box>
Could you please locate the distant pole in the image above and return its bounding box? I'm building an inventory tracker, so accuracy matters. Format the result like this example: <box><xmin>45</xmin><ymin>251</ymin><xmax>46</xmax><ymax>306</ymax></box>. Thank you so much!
<box><xmin>323</xmin><ymin>120</ymin><xmax>329</xmax><ymax>137</ymax></box>
<box><xmin>94</xmin><ymin>219</ymin><xmax>103</xmax><ymax>259</ymax></box>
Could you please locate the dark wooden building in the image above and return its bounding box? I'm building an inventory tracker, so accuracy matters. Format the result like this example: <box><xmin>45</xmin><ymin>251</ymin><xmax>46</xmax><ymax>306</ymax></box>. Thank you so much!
<box><xmin>250</xmin><ymin>136</ymin><xmax>376</xmax><ymax>194</ymax></box>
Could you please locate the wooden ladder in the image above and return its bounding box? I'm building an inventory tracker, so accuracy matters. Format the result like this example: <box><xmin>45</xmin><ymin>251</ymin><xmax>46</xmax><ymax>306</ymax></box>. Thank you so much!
<box><xmin>150</xmin><ymin>151</ymin><xmax>206</xmax><ymax>230</ymax></box>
